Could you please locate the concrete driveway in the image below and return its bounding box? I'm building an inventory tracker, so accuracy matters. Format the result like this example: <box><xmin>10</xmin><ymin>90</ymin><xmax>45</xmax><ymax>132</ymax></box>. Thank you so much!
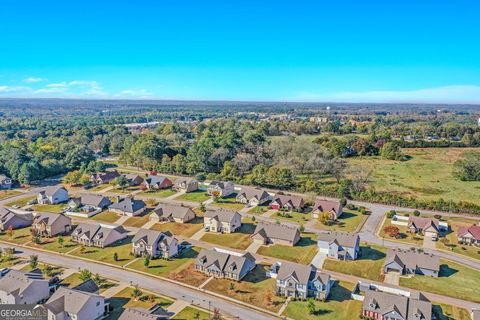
<box><xmin>384</xmin><ymin>272</ymin><xmax>400</xmax><ymax>285</ymax></box>
<box><xmin>423</xmin><ymin>236</ymin><xmax>437</xmax><ymax>249</ymax></box>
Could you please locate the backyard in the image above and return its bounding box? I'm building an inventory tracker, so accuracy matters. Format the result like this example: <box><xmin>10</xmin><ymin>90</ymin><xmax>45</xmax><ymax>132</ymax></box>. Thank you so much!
<box><xmin>257</xmin><ymin>233</ymin><xmax>318</xmax><ymax>265</ymax></box>
<box><xmin>32</xmin><ymin>203</ymin><xmax>66</xmax><ymax>213</ymax></box>
<box><xmin>150</xmin><ymin>217</ymin><xmax>204</xmax><ymax>237</ymax></box>
<box><xmin>400</xmin><ymin>259</ymin><xmax>480</xmax><ymax>303</ymax></box>
<box><xmin>6</xmin><ymin>195</ymin><xmax>36</xmax><ymax>208</ymax></box>
<box><xmin>432</xmin><ymin>303</ymin><xmax>471</xmax><ymax>320</ymax></box>
<box><xmin>91</xmin><ymin>210</ymin><xmax>121</xmax><ymax>223</ymax></box>
<box><xmin>378</xmin><ymin>218</ymin><xmax>424</xmax><ymax>246</ymax></box>
<box><xmin>271</xmin><ymin>210</ymin><xmax>311</xmax><ymax>224</ymax></box>
<box><xmin>315</xmin><ymin>208</ymin><xmax>367</xmax><ymax>233</ymax></box>
<box><xmin>176</xmin><ymin>189</ymin><xmax>210</xmax><ymax>203</ymax></box>
<box><xmin>200</xmin><ymin>221</ymin><xmax>256</xmax><ymax>250</ymax></box>
<box><xmin>210</xmin><ymin>193</ymin><xmax>246</xmax><ymax>211</ymax></box>
<box><xmin>323</xmin><ymin>244</ymin><xmax>387</xmax><ymax>282</ymax></box>
<box><xmin>70</xmin><ymin>236</ymin><xmax>134</xmax><ymax>266</ymax></box>
<box><xmin>123</xmin><ymin>214</ymin><xmax>151</xmax><ymax>228</ymax></box>
<box><xmin>282</xmin><ymin>281</ymin><xmax>362</xmax><ymax>320</ymax></box>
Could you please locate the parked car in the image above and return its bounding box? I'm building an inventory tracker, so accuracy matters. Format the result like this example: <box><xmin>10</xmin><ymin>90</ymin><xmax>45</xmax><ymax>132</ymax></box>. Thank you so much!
<box><xmin>27</xmin><ymin>199</ymin><xmax>38</xmax><ymax>205</ymax></box>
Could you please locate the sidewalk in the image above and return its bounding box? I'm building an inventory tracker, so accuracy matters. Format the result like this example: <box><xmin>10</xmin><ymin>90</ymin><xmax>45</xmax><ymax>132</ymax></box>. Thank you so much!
<box><xmin>114</xmin><ymin>215</ymin><xmax>130</xmax><ymax>225</ymax></box>
<box><xmin>166</xmin><ymin>300</ymin><xmax>191</xmax><ymax>316</ymax></box>
<box><xmin>190</xmin><ymin>229</ymin><xmax>206</xmax><ymax>241</ymax></box>
<box><xmin>140</xmin><ymin>220</ymin><xmax>156</xmax><ymax>229</ymax></box>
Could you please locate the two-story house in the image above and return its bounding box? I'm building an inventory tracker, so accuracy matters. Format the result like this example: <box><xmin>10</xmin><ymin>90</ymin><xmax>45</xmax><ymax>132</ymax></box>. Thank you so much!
<box><xmin>311</xmin><ymin>199</ymin><xmax>343</xmax><ymax>220</ymax></box>
<box><xmin>132</xmin><ymin>229</ymin><xmax>178</xmax><ymax>259</ymax></box>
<box><xmin>37</xmin><ymin>186</ymin><xmax>69</xmax><ymax>205</ymax></box>
<box><xmin>32</xmin><ymin>212</ymin><xmax>72</xmax><ymax>237</ymax></box>
<box><xmin>268</xmin><ymin>261</ymin><xmax>332</xmax><ymax>300</ymax></box>
<box><xmin>0</xmin><ymin>270</ymin><xmax>50</xmax><ymax>305</ymax></box>
<box><xmin>204</xmin><ymin>209</ymin><xmax>242</xmax><ymax>233</ymax></box>
<box><xmin>317</xmin><ymin>231</ymin><xmax>360</xmax><ymax>260</ymax></box>
<box><xmin>207</xmin><ymin>181</ymin><xmax>235</xmax><ymax>197</ymax></box>
<box><xmin>173</xmin><ymin>177</ymin><xmax>199</xmax><ymax>193</ymax></box>
<box><xmin>71</xmin><ymin>223</ymin><xmax>128</xmax><ymax>248</ymax></box>
<box><xmin>194</xmin><ymin>248</ymin><xmax>256</xmax><ymax>281</ymax></box>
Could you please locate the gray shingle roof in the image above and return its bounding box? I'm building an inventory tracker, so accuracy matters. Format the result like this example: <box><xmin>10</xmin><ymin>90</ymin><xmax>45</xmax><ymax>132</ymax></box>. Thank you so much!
<box><xmin>152</xmin><ymin>203</ymin><xmax>194</xmax><ymax>220</ymax></box>
<box><xmin>408</xmin><ymin>216</ymin><xmax>440</xmax><ymax>233</ymax></box>
<box><xmin>276</xmin><ymin>261</ymin><xmax>312</xmax><ymax>285</ymax></box>
<box><xmin>76</xmin><ymin>194</ymin><xmax>111</xmax><ymax>208</ymax></box>
<box><xmin>118</xmin><ymin>307</ymin><xmax>170</xmax><ymax>320</ymax></box>
<box><xmin>45</xmin><ymin>286</ymin><xmax>103</xmax><ymax>316</ymax></box>
<box><xmin>385</xmin><ymin>249</ymin><xmax>440</xmax><ymax>273</ymax></box>
<box><xmin>132</xmin><ymin>228</ymin><xmax>175</xmax><ymax>246</ymax></box>
<box><xmin>0</xmin><ymin>270</ymin><xmax>47</xmax><ymax>297</ymax></box>
<box><xmin>204</xmin><ymin>209</ymin><xmax>240</xmax><ymax>224</ymax></box>
<box><xmin>145</xmin><ymin>175</ymin><xmax>170</xmax><ymax>186</ymax></box>
<box><xmin>196</xmin><ymin>249</ymin><xmax>255</xmax><ymax>278</ymax></box>
<box><xmin>252</xmin><ymin>222</ymin><xmax>300</xmax><ymax>243</ymax></box>
<box><xmin>109</xmin><ymin>197</ymin><xmax>146</xmax><ymax>214</ymax></box>
<box><xmin>42</xmin><ymin>186</ymin><xmax>67</xmax><ymax>197</ymax></box>
<box><xmin>237</xmin><ymin>187</ymin><xmax>270</xmax><ymax>202</ymax></box>
<box><xmin>272</xmin><ymin>193</ymin><xmax>304</xmax><ymax>208</ymax></box>
<box><xmin>33</xmin><ymin>212</ymin><xmax>70</xmax><ymax>227</ymax></box>
<box><xmin>208</xmin><ymin>180</ymin><xmax>233</xmax><ymax>189</ymax></box>
<box><xmin>72</xmin><ymin>223</ymin><xmax>128</xmax><ymax>242</ymax></box>
<box><xmin>317</xmin><ymin>231</ymin><xmax>359</xmax><ymax>248</ymax></box>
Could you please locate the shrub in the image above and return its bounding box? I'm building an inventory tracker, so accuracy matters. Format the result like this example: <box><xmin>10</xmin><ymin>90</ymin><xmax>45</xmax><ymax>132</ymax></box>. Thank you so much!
<box><xmin>386</xmin><ymin>210</ymin><xmax>396</xmax><ymax>219</ymax></box>
<box><xmin>413</xmin><ymin>210</ymin><xmax>420</xmax><ymax>216</ymax></box>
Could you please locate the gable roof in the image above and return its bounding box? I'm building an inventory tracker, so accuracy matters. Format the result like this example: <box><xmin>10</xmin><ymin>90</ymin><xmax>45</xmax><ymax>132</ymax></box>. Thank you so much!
<box><xmin>204</xmin><ymin>209</ymin><xmax>240</xmax><ymax>224</ymax></box>
<box><xmin>118</xmin><ymin>307</ymin><xmax>170</xmax><ymax>320</ymax></box>
<box><xmin>408</xmin><ymin>216</ymin><xmax>440</xmax><ymax>232</ymax></box>
<box><xmin>0</xmin><ymin>209</ymin><xmax>33</xmax><ymax>224</ymax></box>
<box><xmin>45</xmin><ymin>286</ymin><xmax>103</xmax><ymax>316</ymax></box>
<box><xmin>33</xmin><ymin>212</ymin><xmax>70</xmax><ymax>227</ymax></box>
<box><xmin>174</xmin><ymin>177</ymin><xmax>197</xmax><ymax>186</ymax></box>
<box><xmin>385</xmin><ymin>249</ymin><xmax>440</xmax><ymax>273</ymax></box>
<box><xmin>317</xmin><ymin>231</ymin><xmax>359</xmax><ymax>248</ymax></box>
<box><xmin>91</xmin><ymin>171</ymin><xmax>120</xmax><ymax>182</ymax></box>
<box><xmin>109</xmin><ymin>197</ymin><xmax>146</xmax><ymax>213</ymax></box>
<box><xmin>457</xmin><ymin>225</ymin><xmax>480</xmax><ymax>241</ymax></box>
<box><xmin>132</xmin><ymin>228</ymin><xmax>175</xmax><ymax>246</ymax></box>
<box><xmin>276</xmin><ymin>261</ymin><xmax>312</xmax><ymax>284</ymax></box>
<box><xmin>72</xmin><ymin>279</ymin><xmax>100</xmax><ymax>294</ymax></box>
<box><xmin>237</xmin><ymin>187</ymin><xmax>270</xmax><ymax>202</ymax></box>
<box><xmin>0</xmin><ymin>270</ymin><xmax>47</xmax><ymax>297</ymax></box>
<box><xmin>41</xmin><ymin>186</ymin><xmax>67</xmax><ymax>197</ymax></box>
<box><xmin>145</xmin><ymin>175</ymin><xmax>170</xmax><ymax>186</ymax></box>
<box><xmin>72</xmin><ymin>223</ymin><xmax>128</xmax><ymax>242</ymax></box>
<box><xmin>196</xmin><ymin>249</ymin><xmax>255</xmax><ymax>277</ymax></box>
<box><xmin>208</xmin><ymin>180</ymin><xmax>233</xmax><ymax>189</ymax></box>
<box><xmin>252</xmin><ymin>222</ymin><xmax>299</xmax><ymax>243</ymax></box>
<box><xmin>272</xmin><ymin>193</ymin><xmax>304</xmax><ymax>208</ymax></box>
<box><xmin>152</xmin><ymin>203</ymin><xmax>194</xmax><ymax>220</ymax></box>
<box><xmin>312</xmin><ymin>199</ymin><xmax>342</xmax><ymax>213</ymax></box>
<box><xmin>76</xmin><ymin>194</ymin><xmax>111</xmax><ymax>207</ymax></box>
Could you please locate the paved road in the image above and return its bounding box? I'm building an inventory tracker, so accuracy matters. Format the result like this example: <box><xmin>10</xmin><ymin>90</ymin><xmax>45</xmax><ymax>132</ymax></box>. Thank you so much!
<box><xmin>1</xmin><ymin>244</ymin><xmax>277</xmax><ymax>320</ymax></box>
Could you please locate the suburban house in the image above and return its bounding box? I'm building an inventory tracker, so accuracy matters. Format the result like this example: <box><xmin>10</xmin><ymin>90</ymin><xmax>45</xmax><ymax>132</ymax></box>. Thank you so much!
<box><xmin>235</xmin><ymin>187</ymin><xmax>271</xmax><ymax>206</ymax></box>
<box><xmin>361</xmin><ymin>288</ymin><xmax>432</xmax><ymax>320</ymax></box>
<box><xmin>71</xmin><ymin>223</ymin><xmax>128</xmax><ymax>248</ymax></box>
<box><xmin>0</xmin><ymin>270</ymin><xmax>50</xmax><ymax>304</ymax></box>
<box><xmin>317</xmin><ymin>231</ymin><xmax>360</xmax><ymax>260</ymax></box>
<box><xmin>32</xmin><ymin>212</ymin><xmax>72</xmax><ymax>237</ymax></box>
<box><xmin>472</xmin><ymin>309</ymin><xmax>480</xmax><ymax>320</ymax></box>
<box><xmin>194</xmin><ymin>248</ymin><xmax>256</xmax><ymax>281</ymax></box>
<box><xmin>0</xmin><ymin>174</ymin><xmax>12</xmax><ymax>189</ymax></box>
<box><xmin>457</xmin><ymin>225</ymin><xmax>480</xmax><ymax>245</ymax></box>
<box><xmin>311</xmin><ymin>199</ymin><xmax>343</xmax><ymax>220</ymax></box>
<box><xmin>268</xmin><ymin>261</ymin><xmax>332</xmax><ymax>300</ymax></box>
<box><xmin>37</xmin><ymin>186</ymin><xmax>69</xmax><ymax>204</ymax></box>
<box><xmin>118</xmin><ymin>306</ymin><xmax>170</xmax><ymax>320</ymax></box>
<box><xmin>383</xmin><ymin>249</ymin><xmax>440</xmax><ymax>277</ymax></box>
<box><xmin>132</xmin><ymin>229</ymin><xmax>178</xmax><ymax>258</ymax></box>
<box><xmin>204</xmin><ymin>209</ymin><xmax>242</xmax><ymax>233</ymax></box>
<box><xmin>109</xmin><ymin>197</ymin><xmax>146</xmax><ymax>216</ymax></box>
<box><xmin>45</xmin><ymin>283</ymin><xmax>107</xmax><ymax>320</ymax></box>
<box><xmin>90</xmin><ymin>171</ymin><xmax>120</xmax><ymax>184</ymax></box>
<box><xmin>270</xmin><ymin>193</ymin><xmax>305</xmax><ymax>212</ymax></box>
<box><xmin>123</xmin><ymin>173</ymin><xmax>145</xmax><ymax>186</ymax></box>
<box><xmin>407</xmin><ymin>216</ymin><xmax>441</xmax><ymax>239</ymax></box>
<box><xmin>69</xmin><ymin>194</ymin><xmax>112</xmax><ymax>211</ymax></box>
<box><xmin>173</xmin><ymin>177</ymin><xmax>199</xmax><ymax>193</ymax></box>
<box><xmin>150</xmin><ymin>203</ymin><xmax>196</xmax><ymax>224</ymax></box>
<box><xmin>142</xmin><ymin>175</ymin><xmax>173</xmax><ymax>190</ymax></box>
<box><xmin>207</xmin><ymin>181</ymin><xmax>235</xmax><ymax>197</ymax></box>
<box><xmin>0</xmin><ymin>207</ymin><xmax>33</xmax><ymax>231</ymax></box>
<box><xmin>251</xmin><ymin>222</ymin><xmax>300</xmax><ymax>246</ymax></box>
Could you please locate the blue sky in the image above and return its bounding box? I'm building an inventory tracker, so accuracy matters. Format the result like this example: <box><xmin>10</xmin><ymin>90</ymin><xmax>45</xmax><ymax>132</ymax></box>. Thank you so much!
<box><xmin>1</xmin><ymin>0</ymin><xmax>480</xmax><ymax>102</ymax></box>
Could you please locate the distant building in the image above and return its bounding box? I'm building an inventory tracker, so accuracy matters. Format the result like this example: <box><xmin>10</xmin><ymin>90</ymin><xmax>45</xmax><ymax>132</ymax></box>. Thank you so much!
<box><xmin>207</xmin><ymin>181</ymin><xmax>235</xmax><ymax>198</ymax></box>
<box><xmin>90</xmin><ymin>171</ymin><xmax>120</xmax><ymax>185</ymax></box>
<box><xmin>37</xmin><ymin>186</ymin><xmax>69</xmax><ymax>205</ymax></box>
<box><xmin>150</xmin><ymin>203</ymin><xmax>196</xmax><ymax>224</ymax></box>
<box><xmin>270</xmin><ymin>193</ymin><xmax>305</xmax><ymax>212</ymax></box>
<box><xmin>204</xmin><ymin>209</ymin><xmax>242</xmax><ymax>233</ymax></box>
<box><xmin>173</xmin><ymin>177</ymin><xmax>199</xmax><ymax>193</ymax></box>
<box><xmin>383</xmin><ymin>249</ymin><xmax>440</xmax><ymax>277</ymax></box>
<box><xmin>72</xmin><ymin>223</ymin><xmax>128</xmax><ymax>248</ymax></box>
<box><xmin>142</xmin><ymin>175</ymin><xmax>173</xmax><ymax>190</ymax></box>
<box><xmin>311</xmin><ymin>199</ymin><xmax>343</xmax><ymax>220</ymax></box>
<box><xmin>0</xmin><ymin>175</ymin><xmax>13</xmax><ymax>189</ymax></box>
<box><xmin>123</xmin><ymin>174</ymin><xmax>145</xmax><ymax>186</ymax></box>
<box><xmin>235</xmin><ymin>187</ymin><xmax>271</xmax><ymax>206</ymax></box>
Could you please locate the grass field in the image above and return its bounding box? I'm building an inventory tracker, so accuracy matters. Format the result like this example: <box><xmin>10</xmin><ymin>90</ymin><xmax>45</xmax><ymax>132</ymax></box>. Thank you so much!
<box><xmin>70</xmin><ymin>236</ymin><xmax>134</xmax><ymax>266</ymax></box>
<box><xmin>203</xmin><ymin>265</ymin><xmax>286</xmax><ymax>312</ymax></box>
<box><xmin>433</xmin><ymin>303</ymin><xmax>470</xmax><ymax>320</ymax></box>
<box><xmin>257</xmin><ymin>233</ymin><xmax>318</xmax><ymax>265</ymax></box>
<box><xmin>150</xmin><ymin>217</ymin><xmax>204</xmax><ymax>237</ymax></box>
<box><xmin>0</xmin><ymin>190</ymin><xmax>22</xmax><ymax>200</ymax></box>
<box><xmin>107</xmin><ymin>286</ymin><xmax>173</xmax><ymax>320</ymax></box>
<box><xmin>32</xmin><ymin>203</ymin><xmax>65</xmax><ymax>213</ymax></box>
<box><xmin>283</xmin><ymin>281</ymin><xmax>362</xmax><ymax>320</ymax></box>
<box><xmin>316</xmin><ymin>209</ymin><xmax>367</xmax><ymax>233</ymax></box>
<box><xmin>61</xmin><ymin>272</ymin><xmax>119</xmax><ymax>293</ymax></box>
<box><xmin>248</xmin><ymin>205</ymin><xmax>270</xmax><ymax>215</ymax></box>
<box><xmin>323</xmin><ymin>244</ymin><xmax>386</xmax><ymax>282</ymax></box>
<box><xmin>176</xmin><ymin>189</ymin><xmax>210</xmax><ymax>203</ymax></box>
<box><xmin>91</xmin><ymin>210</ymin><xmax>120</xmax><ymax>223</ymax></box>
<box><xmin>210</xmin><ymin>193</ymin><xmax>246</xmax><ymax>211</ymax></box>
<box><xmin>141</xmin><ymin>189</ymin><xmax>177</xmax><ymax>198</ymax></box>
<box><xmin>271</xmin><ymin>211</ymin><xmax>311</xmax><ymax>224</ymax></box>
<box><xmin>378</xmin><ymin>218</ymin><xmax>424</xmax><ymax>246</ymax></box>
<box><xmin>0</xmin><ymin>227</ymin><xmax>32</xmax><ymax>244</ymax></box>
<box><xmin>6</xmin><ymin>196</ymin><xmax>36</xmax><ymax>208</ymax></box>
<box><xmin>349</xmin><ymin>148</ymin><xmax>480</xmax><ymax>205</ymax></box>
<box><xmin>123</xmin><ymin>214</ymin><xmax>151</xmax><ymax>228</ymax></box>
<box><xmin>111</xmin><ymin>186</ymin><xmax>141</xmax><ymax>194</ymax></box>
<box><xmin>173</xmin><ymin>307</ymin><xmax>210</xmax><ymax>320</ymax></box>
<box><xmin>400</xmin><ymin>259</ymin><xmax>480</xmax><ymax>303</ymax></box>
<box><xmin>200</xmin><ymin>222</ymin><xmax>255</xmax><ymax>250</ymax></box>
<box><xmin>28</xmin><ymin>236</ymin><xmax>78</xmax><ymax>253</ymax></box>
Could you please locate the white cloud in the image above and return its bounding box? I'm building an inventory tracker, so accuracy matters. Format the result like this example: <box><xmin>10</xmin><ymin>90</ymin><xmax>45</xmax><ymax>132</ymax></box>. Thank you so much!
<box><xmin>292</xmin><ymin>85</ymin><xmax>480</xmax><ymax>104</ymax></box>
<box><xmin>114</xmin><ymin>89</ymin><xmax>154</xmax><ymax>99</ymax></box>
<box><xmin>0</xmin><ymin>85</ymin><xmax>32</xmax><ymax>93</ymax></box>
<box><xmin>46</xmin><ymin>82</ymin><xmax>68</xmax><ymax>88</ymax></box>
<box><xmin>23</xmin><ymin>77</ymin><xmax>46</xmax><ymax>83</ymax></box>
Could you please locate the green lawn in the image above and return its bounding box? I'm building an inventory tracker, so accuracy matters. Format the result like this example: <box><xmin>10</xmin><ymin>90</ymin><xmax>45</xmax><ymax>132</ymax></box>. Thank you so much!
<box><xmin>349</xmin><ymin>148</ymin><xmax>480</xmax><ymax>205</ymax></box>
<box><xmin>0</xmin><ymin>190</ymin><xmax>22</xmax><ymax>200</ymax></box>
<box><xmin>283</xmin><ymin>281</ymin><xmax>363</xmax><ymax>320</ymax></box>
<box><xmin>200</xmin><ymin>222</ymin><xmax>255</xmax><ymax>250</ymax></box>
<box><xmin>28</xmin><ymin>236</ymin><xmax>78</xmax><ymax>253</ymax></box>
<box><xmin>70</xmin><ymin>236</ymin><xmax>134</xmax><ymax>266</ymax></box>
<box><xmin>123</xmin><ymin>214</ymin><xmax>151</xmax><ymax>228</ymax></box>
<box><xmin>91</xmin><ymin>211</ymin><xmax>120</xmax><ymax>223</ymax></box>
<box><xmin>32</xmin><ymin>203</ymin><xmax>66</xmax><ymax>213</ymax></box>
<box><xmin>126</xmin><ymin>246</ymin><xmax>201</xmax><ymax>278</ymax></box>
<box><xmin>150</xmin><ymin>217</ymin><xmax>203</xmax><ymax>237</ymax></box>
<box><xmin>0</xmin><ymin>256</ymin><xmax>24</xmax><ymax>269</ymax></box>
<box><xmin>210</xmin><ymin>194</ymin><xmax>246</xmax><ymax>211</ymax></box>
<box><xmin>173</xmin><ymin>307</ymin><xmax>210</xmax><ymax>320</ymax></box>
<box><xmin>0</xmin><ymin>227</ymin><xmax>32</xmax><ymax>244</ymax></box>
<box><xmin>89</xmin><ymin>184</ymin><xmax>111</xmax><ymax>192</ymax></box>
<box><xmin>400</xmin><ymin>259</ymin><xmax>480</xmax><ymax>303</ymax></box>
<box><xmin>316</xmin><ymin>209</ymin><xmax>367</xmax><ymax>233</ymax></box>
<box><xmin>248</xmin><ymin>205</ymin><xmax>270</xmax><ymax>215</ymax></box>
<box><xmin>323</xmin><ymin>244</ymin><xmax>386</xmax><ymax>282</ymax></box>
<box><xmin>271</xmin><ymin>211</ymin><xmax>311</xmax><ymax>225</ymax></box>
<box><xmin>378</xmin><ymin>218</ymin><xmax>424</xmax><ymax>246</ymax></box>
<box><xmin>6</xmin><ymin>196</ymin><xmax>36</xmax><ymax>208</ymax></box>
<box><xmin>176</xmin><ymin>190</ymin><xmax>210</xmax><ymax>203</ymax></box>
<box><xmin>432</xmin><ymin>303</ymin><xmax>471</xmax><ymax>320</ymax></box>
<box><xmin>203</xmin><ymin>265</ymin><xmax>286</xmax><ymax>312</ymax></box>
<box><xmin>107</xmin><ymin>286</ymin><xmax>173</xmax><ymax>319</ymax></box>
<box><xmin>437</xmin><ymin>218</ymin><xmax>480</xmax><ymax>261</ymax></box>
<box><xmin>21</xmin><ymin>262</ymin><xmax>64</xmax><ymax>277</ymax></box>
<box><xmin>141</xmin><ymin>189</ymin><xmax>177</xmax><ymax>198</ymax></box>
<box><xmin>111</xmin><ymin>186</ymin><xmax>141</xmax><ymax>194</ymax></box>
<box><xmin>257</xmin><ymin>233</ymin><xmax>318</xmax><ymax>265</ymax></box>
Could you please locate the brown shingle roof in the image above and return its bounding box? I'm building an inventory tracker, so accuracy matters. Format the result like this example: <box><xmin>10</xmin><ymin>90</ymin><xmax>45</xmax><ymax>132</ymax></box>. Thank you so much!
<box><xmin>252</xmin><ymin>222</ymin><xmax>299</xmax><ymax>243</ymax></box>
<box><xmin>385</xmin><ymin>249</ymin><xmax>440</xmax><ymax>273</ymax></box>
<box><xmin>316</xmin><ymin>231</ymin><xmax>359</xmax><ymax>248</ymax></box>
